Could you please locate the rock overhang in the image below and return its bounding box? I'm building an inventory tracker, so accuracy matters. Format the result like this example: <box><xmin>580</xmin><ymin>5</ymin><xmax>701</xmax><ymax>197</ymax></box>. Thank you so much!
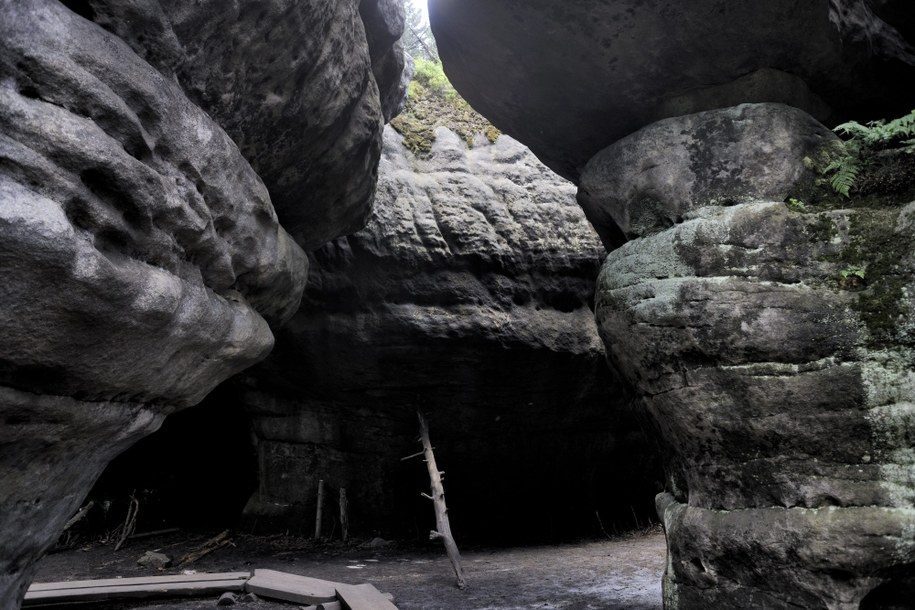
<box><xmin>429</xmin><ymin>0</ymin><xmax>915</xmax><ymax>183</ymax></box>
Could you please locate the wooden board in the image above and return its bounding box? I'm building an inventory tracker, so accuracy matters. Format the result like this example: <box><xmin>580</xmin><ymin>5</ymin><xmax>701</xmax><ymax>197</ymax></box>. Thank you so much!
<box><xmin>335</xmin><ymin>583</ymin><xmax>399</xmax><ymax>610</ymax></box>
<box><xmin>23</xmin><ymin>573</ymin><xmax>250</xmax><ymax>605</ymax></box>
<box><xmin>302</xmin><ymin>603</ymin><xmax>343</xmax><ymax>610</ymax></box>
<box><xmin>27</xmin><ymin>572</ymin><xmax>251</xmax><ymax>593</ymax></box>
<box><xmin>245</xmin><ymin>569</ymin><xmax>337</xmax><ymax>605</ymax></box>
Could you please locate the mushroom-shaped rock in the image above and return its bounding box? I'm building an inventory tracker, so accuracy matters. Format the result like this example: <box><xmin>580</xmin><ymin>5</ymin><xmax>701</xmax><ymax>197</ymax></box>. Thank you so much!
<box><xmin>429</xmin><ymin>0</ymin><xmax>915</xmax><ymax>182</ymax></box>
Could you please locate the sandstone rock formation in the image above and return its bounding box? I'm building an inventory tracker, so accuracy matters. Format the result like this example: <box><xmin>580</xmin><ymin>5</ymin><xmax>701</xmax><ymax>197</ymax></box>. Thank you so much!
<box><xmin>578</xmin><ymin>104</ymin><xmax>837</xmax><ymax>250</ymax></box>
<box><xmin>71</xmin><ymin>0</ymin><xmax>407</xmax><ymax>249</ymax></box>
<box><xmin>592</xmin><ymin>105</ymin><xmax>915</xmax><ymax>608</ymax></box>
<box><xmin>237</xmin><ymin>126</ymin><xmax>658</xmax><ymax>540</ymax></box>
<box><xmin>429</xmin><ymin>0</ymin><xmax>915</xmax><ymax>182</ymax></box>
<box><xmin>0</xmin><ymin>0</ymin><xmax>404</xmax><ymax>606</ymax></box>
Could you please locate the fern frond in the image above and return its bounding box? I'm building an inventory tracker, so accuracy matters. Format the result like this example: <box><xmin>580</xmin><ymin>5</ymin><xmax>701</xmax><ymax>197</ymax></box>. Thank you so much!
<box><xmin>886</xmin><ymin>110</ymin><xmax>915</xmax><ymax>139</ymax></box>
<box><xmin>834</xmin><ymin>120</ymin><xmax>871</xmax><ymax>139</ymax></box>
<box><xmin>827</xmin><ymin>157</ymin><xmax>860</xmax><ymax>198</ymax></box>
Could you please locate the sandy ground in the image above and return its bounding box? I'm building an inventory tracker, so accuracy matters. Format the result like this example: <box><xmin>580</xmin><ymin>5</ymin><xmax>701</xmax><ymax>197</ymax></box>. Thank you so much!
<box><xmin>31</xmin><ymin>529</ymin><xmax>666</xmax><ymax>609</ymax></box>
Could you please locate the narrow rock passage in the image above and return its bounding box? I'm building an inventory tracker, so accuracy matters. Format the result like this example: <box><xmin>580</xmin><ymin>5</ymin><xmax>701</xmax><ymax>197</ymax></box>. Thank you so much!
<box><xmin>32</xmin><ymin>530</ymin><xmax>666</xmax><ymax>610</ymax></box>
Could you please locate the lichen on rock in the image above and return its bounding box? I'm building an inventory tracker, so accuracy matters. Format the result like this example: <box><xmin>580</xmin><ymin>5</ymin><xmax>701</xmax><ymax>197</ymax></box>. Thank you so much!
<box><xmin>590</xmin><ymin>104</ymin><xmax>915</xmax><ymax>608</ymax></box>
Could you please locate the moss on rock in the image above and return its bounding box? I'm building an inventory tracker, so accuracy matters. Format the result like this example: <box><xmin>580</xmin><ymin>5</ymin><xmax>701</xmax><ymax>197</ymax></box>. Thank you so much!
<box><xmin>794</xmin><ymin>146</ymin><xmax>915</xmax><ymax>348</ymax></box>
<box><xmin>389</xmin><ymin>58</ymin><xmax>500</xmax><ymax>154</ymax></box>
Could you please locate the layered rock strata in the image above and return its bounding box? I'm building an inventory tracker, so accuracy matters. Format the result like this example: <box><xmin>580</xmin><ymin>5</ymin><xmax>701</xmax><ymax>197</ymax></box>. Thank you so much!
<box><xmin>429</xmin><ymin>0</ymin><xmax>915</xmax><ymax>181</ymax></box>
<box><xmin>238</xmin><ymin>127</ymin><xmax>658</xmax><ymax>540</ymax></box>
<box><xmin>0</xmin><ymin>0</ymin><xmax>405</xmax><ymax>604</ymax></box>
<box><xmin>592</xmin><ymin>105</ymin><xmax>915</xmax><ymax>608</ymax></box>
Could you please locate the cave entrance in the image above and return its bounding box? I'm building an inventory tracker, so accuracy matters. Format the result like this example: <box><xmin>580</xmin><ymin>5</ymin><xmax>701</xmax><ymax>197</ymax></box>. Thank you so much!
<box><xmin>82</xmin><ymin>384</ymin><xmax>258</xmax><ymax>538</ymax></box>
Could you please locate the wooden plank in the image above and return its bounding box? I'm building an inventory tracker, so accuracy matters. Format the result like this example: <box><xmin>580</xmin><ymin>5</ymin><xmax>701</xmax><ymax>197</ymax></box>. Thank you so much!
<box><xmin>302</xmin><ymin>603</ymin><xmax>343</xmax><ymax>610</ymax></box>
<box><xmin>23</xmin><ymin>579</ymin><xmax>247</xmax><ymax>605</ymax></box>
<box><xmin>245</xmin><ymin>569</ymin><xmax>337</xmax><ymax>605</ymax></box>
<box><xmin>27</xmin><ymin>572</ymin><xmax>251</xmax><ymax>593</ymax></box>
<box><xmin>335</xmin><ymin>583</ymin><xmax>399</xmax><ymax>610</ymax></box>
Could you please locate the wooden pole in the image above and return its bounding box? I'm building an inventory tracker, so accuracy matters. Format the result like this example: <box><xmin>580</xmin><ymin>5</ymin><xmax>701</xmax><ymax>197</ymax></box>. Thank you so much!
<box><xmin>339</xmin><ymin>488</ymin><xmax>349</xmax><ymax>543</ymax></box>
<box><xmin>417</xmin><ymin>411</ymin><xmax>465</xmax><ymax>589</ymax></box>
<box><xmin>315</xmin><ymin>479</ymin><xmax>325</xmax><ymax>540</ymax></box>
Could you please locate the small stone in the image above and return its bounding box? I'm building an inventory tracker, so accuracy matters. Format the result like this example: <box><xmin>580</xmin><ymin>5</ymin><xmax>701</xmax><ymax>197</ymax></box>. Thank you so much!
<box><xmin>136</xmin><ymin>551</ymin><xmax>171</xmax><ymax>569</ymax></box>
<box><xmin>239</xmin><ymin>592</ymin><xmax>259</xmax><ymax>603</ymax></box>
<box><xmin>362</xmin><ymin>537</ymin><xmax>391</xmax><ymax>549</ymax></box>
<box><xmin>217</xmin><ymin>592</ymin><xmax>237</xmax><ymax>606</ymax></box>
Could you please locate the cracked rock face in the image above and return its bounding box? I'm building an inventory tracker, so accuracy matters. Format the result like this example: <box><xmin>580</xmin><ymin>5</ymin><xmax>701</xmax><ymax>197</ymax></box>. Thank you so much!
<box><xmin>429</xmin><ymin>0</ymin><xmax>915</xmax><ymax>182</ymax></box>
<box><xmin>592</xmin><ymin>107</ymin><xmax>915</xmax><ymax>608</ymax></box>
<box><xmin>236</xmin><ymin>127</ymin><xmax>659</xmax><ymax>540</ymax></box>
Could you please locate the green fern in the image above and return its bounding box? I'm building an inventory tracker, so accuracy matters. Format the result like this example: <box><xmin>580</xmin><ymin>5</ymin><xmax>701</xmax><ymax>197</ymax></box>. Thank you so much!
<box><xmin>823</xmin><ymin>154</ymin><xmax>859</xmax><ymax>198</ymax></box>
<box><xmin>825</xmin><ymin>109</ymin><xmax>915</xmax><ymax>196</ymax></box>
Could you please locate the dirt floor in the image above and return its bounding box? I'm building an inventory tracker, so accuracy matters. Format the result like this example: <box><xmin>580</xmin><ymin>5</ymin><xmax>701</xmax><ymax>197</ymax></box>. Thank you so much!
<box><xmin>32</xmin><ymin>528</ymin><xmax>666</xmax><ymax>610</ymax></box>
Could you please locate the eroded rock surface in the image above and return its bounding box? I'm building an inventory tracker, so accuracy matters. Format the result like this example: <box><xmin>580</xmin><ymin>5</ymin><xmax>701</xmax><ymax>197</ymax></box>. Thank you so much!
<box><xmin>592</xmin><ymin>106</ymin><xmax>915</xmax><ymax>608</ymax></box>
<box><xmin>1</xmin><ymin>0</ymin><xmax>307</xmax><ymax>404</ymax></box>
<box><xmin>0</xmin><ymin>388</ymin><xmax>164</xmax><ymax>606</ymax></box>
<box><xmin>429</xmin><ymin>0</ymin><xmax>915</xmax><ymax>181</ymax></box>
<box><xmin>578</xmin><ymin>104</ymin><xmax>837</xmax><ymax>250</ymax></box>
<box><xmin>237</xmin><ymin>127</ymin><xmax>659</xmax><ymax>540</ymax></box>
<box><xmin>1</xmin><ymin>1</ymin><xmax>323</xmax><ymax>604</ymax></box>
<box><xmin>77</xmin><ymin>0</ymin><xmax>406</xmax><ymax>248</ymax></box>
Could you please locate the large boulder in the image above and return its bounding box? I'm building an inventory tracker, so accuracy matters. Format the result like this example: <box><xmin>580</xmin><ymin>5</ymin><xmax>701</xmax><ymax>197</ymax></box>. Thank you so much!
<box><xmin>428</xmin><ymin>0</ymin><xmax>915</xmax><ymax>182</ymax></box>
<box><xmin>578</xmin><ymin>103</ymin><xmax>837</xmax><ymax>250</ymax></box>
<box><xmin>238</xmin><ymin>127</ymin><xmax>659</xmax><ymax>540</ymax></box>
<box><xmin>79</xmin><ymin>0</ymin><xmax>406</xmax><ymax>248</ymax></box>
<box><xmin>0</xmin><ymin>0</ymin><xmax>392</xmax><ymax>604</ymax></box>
<box><xmin>592</xmin><ymin>105</ymin><xmax>915</xmax><ymax>608</ymax></box>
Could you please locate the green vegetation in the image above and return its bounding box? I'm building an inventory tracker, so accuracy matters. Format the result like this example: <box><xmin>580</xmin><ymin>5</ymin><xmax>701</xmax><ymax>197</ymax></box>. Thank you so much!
<box><xmin>411</xmin><ymin>57</ymin><xmax>457</xmax><ymax>100</ymax></box>
<box><xmin>824</xmin><ymin>110</ymin><xmax>915</xmax><ymax>197</ymax></box>
<box><xmin>390</xmin><ymin>57</ymin><xmax>501</xmax><ymax>154</ymax></box>
<box><xmin>786</xmin><ymin>197</ymin><xmax>807</xmax><ymax>212</ymax></box>
<box><xmin>403</xmin><ymin>2</ymin><xmax>438</xmax><ymax>62</ymax></box>
<box><xmin>788</xmin><ymin>109</ymin><xmax>915</xmax><ymax>347</ymax></box>
<box><xmin>839</xmin><ymin>265</ymin><xmax>866</xmax><ymax>280</ymax></box>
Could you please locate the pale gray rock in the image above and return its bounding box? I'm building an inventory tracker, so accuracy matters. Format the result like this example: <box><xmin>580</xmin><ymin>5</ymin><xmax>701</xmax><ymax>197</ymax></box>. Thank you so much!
<box><xmin>429</xmin><ymin>0</ymin><xmax>915</xmax><ymax>182</ymax></box>
<box><xmin>238</xmin><ymin>127</ymin><xmax>658</xmax><ymax>539</ymax></box>
<box><xmin>593</xmin><ymin>108</ymin><xmax>915</xmax><ymax>608</ymax></box>
<box><xmin>74</xmin><ymin>0</ymin><xmax>407</xmax><ymax>248</ymax></box>
<box><xmin>0</xmin><ymin>386</ymin><xmax>165</xmax><ymax>608</ymax></box>
<box><xmin>0</xmin><ymin>0</ymin><xmax>308</xmax><ymax>404</ymax></box>
<box><xmin>216</xmin><ymin>591</ymin><xmax>238</xmax><ymax>606</ymax></box>
<box><xmin>137</xmin><ymin>551</ymin><xmax>172</xmax><ymax>569</ymax></box>
<box><xmin>578</xmin><ymin>104</ymin><xmax>838</xmax><ymax>249</ymax></box>
<box><xmin>0</xmin><ymin>1</ymin><xmax>309</xmax><ymax>605</ymax></box>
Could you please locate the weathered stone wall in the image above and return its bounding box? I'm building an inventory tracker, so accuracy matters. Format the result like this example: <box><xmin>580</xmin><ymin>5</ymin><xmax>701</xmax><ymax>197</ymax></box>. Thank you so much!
<box><xmin>238</xmin><ymin>127</ymin><xmax>659</xmax><ymax>541</ymax></box>
<box><xmin>591</xmin><ymin>104</ymin><xmax>915</xmax><ymax>608</ymax></box>
<box><xmin>429</xmin><ymin>2</ymin><xmax>915</xmax><ymax>605</ymax></box>
<box><xmin>0</xmin><ymin>1</ymin><xmax>404</xmax><ymax>606</ymax></box>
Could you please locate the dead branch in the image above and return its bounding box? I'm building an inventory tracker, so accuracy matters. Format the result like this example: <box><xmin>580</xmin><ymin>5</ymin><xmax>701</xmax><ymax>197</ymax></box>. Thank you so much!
<box><xmin>114</xmin><ymin>495</ymin><xmax>139</xmax><ymax>552</ymax></box>
<box><xmin>129</xmin><ymin>527</ymin><xmax>181</xmax><ymax>541</ymax></box>
<box><xmin>417</xmin><ymin>411</ymin><xmax>465</xmax><ymax>589</ymax></box>
<box><xmin>339</xmin><ymin>488</ymin><xmax>349</xmax><ymax>543</ymax></box>
<box><xmin>177</xmin><ymin>530</ymin><xmax>232</xmax><ymax>567</ymax></box>
<box><xmin>315</xmin><ymin>479</ymin><xmax>326</xmax><ymax>540</ymax></box>
<box><xmin>62</xmin><ymin>500</ymin><xmax>95</xmax><ymax>532</ymax></box>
